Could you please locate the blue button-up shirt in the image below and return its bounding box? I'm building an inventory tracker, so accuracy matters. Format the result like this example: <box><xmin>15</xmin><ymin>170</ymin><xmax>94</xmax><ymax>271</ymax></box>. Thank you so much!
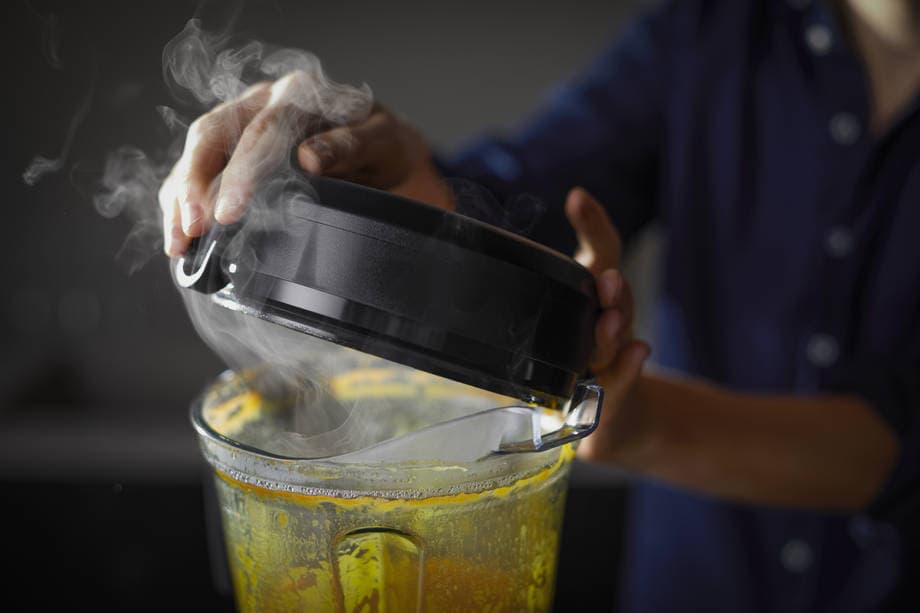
<box><xmin>439</xmin><ymin>0</ymin><xmax>920</xmax><ymax>611</ymax></box>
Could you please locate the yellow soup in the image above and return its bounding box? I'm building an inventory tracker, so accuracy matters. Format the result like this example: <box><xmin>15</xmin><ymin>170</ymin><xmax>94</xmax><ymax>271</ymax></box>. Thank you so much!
<box><xmin>198</xmin><ymin>368</ymin><xmax>573</xmax><ymax>612</ymax></box>
<box><xmin>214</xmin><ymin>449</ymin><xmax>570</xmax><ymax>612</ymax></box>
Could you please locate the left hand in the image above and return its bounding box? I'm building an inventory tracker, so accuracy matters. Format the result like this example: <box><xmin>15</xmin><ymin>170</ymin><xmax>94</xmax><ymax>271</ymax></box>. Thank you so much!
<box><xmin>563</xmin><ymin>187</ymin><xmax>651</xmax><ymax>461</ymax></box>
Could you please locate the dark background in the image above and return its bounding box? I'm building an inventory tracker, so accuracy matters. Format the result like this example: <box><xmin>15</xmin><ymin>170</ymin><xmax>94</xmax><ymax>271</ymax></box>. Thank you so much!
<box><xmin>2</xmin><ymin>0</ymin><xmax>654</xmax><ymax>610</ymax></box>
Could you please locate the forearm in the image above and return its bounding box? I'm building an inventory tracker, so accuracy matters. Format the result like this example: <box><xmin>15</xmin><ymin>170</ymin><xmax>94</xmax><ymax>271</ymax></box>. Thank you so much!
<box><xmin>607</xmin><ymin>371</ymin><xmax>900</xmax><ymax>510</ymax></box>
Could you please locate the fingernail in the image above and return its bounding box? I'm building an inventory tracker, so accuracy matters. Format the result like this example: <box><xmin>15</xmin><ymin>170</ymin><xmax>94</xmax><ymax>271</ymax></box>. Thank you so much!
<box><xmin>180</xmin><ymin>201</ymin><xmax>203</xmax><ymax>235</ymax></box>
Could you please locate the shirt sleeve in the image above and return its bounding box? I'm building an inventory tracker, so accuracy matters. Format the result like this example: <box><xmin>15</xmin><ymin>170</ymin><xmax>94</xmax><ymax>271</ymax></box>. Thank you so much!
<box><xmin>434</xmin><ymin>0</ymin><xmax>683</xmax><ymax>253</ymax></box>
<box><xmin>825</xmin><ymin>352</ymin><xmax>920</xmax><ymax>527</ymax></box>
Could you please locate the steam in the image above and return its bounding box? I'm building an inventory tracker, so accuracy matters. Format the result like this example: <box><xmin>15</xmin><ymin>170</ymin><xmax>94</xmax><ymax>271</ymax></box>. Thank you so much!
<box><xmin>93</xmin><ymin>147</ymin><xmax>171</xmax><ymax>273</ymax></box>
<box><xmin>162</xmin><ymin>23</ymin><xmax>260</xmax><ymax>106</ymax></box>
<box><xmin>156</xmin><ymin>105</ymin><xmax>188</xmax><ymax>134</ymax></box>
<box><xmin>152</xmin><ymin>20</ymin><xmax>519</xmax><ymax>459</ymax></box>
<box><xmin>28</xmin><ymin>15</ymin><xmax>531</xmax><ymax>460</ymax></box>
<box><xmin>448</xmin><ymin>178</ymin><xmax>546</xmax><ymax>236</ymax></box>
<box><xmin>22</xmin><ymin>83</ymin><xmax>93</xmax><ymax>186</ymax></box>
<box><xmin>22</xmin><ymin>7</ymin><xmax>90</xmax><ymax>185</ymax></box>
<box><xmin>38</xmin><ymin>9</ymin><xmax>63</xmax><ymax>70</ymax></box>
<box><xmin>151</xmin><ymin>19</ymin><xmax>389</xmax><ymax>455</ymax></box>
<box><xmin>84</xmin><ymin>18</ymin><xmax>375</xmax><ymax>276</ymax></box>
<box><xmin>156</xmin><ymin>19</ymin><xmax>500</xmax><ymax>458</ymax></box>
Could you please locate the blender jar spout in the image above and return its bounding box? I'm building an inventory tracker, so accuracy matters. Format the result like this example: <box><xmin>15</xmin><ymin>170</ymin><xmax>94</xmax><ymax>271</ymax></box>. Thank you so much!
<box><xmin>498</xmin><ymin>382</ymin><xmax>603</xmax><ymax>454</ymax></box>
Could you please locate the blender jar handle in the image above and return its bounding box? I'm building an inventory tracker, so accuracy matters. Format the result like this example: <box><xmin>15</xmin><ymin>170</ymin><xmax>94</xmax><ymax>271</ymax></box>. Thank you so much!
<box><xmin>498</xmin><ymin>382</ymin><xmax>604</xmax><ymax>454</ymax></box>
<box><xmin>334</xmin><ymin>528</ymin><xmax>423</xmax><ymax>611</ymax></box>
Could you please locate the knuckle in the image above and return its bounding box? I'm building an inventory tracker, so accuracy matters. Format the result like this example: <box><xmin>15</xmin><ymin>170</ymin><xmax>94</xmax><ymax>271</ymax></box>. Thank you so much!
<box><xmin>262</xmin><ymin>102</ymin><xmax>311</xmax><ymax>135</ymax></box>
<box><xmin>186</xmin><ymin>114</ymin><xmax>218</xmax><ymax>148</ymax></box>
<box><xmin>243</xmin><ymin>110</ymin><xmax>277</xmax><ymax>141</ymax></box>
<box><xmin>244</xmin><ymin>80</ymin><xmax>272</xmax><ymax>97</ymax></box>
<box><xmin>194</xmin><ymin>108</ymin><xmax>230</xmax><ymax>136</ymax></box>
<box><xmin>187</xmin><ymin>115</ymin><xmax>207</xmax><ymax>138</ymax></box>
<box><xmin>272</xmin><ymin>69</ymin><xmax>311</xmax><ymax>98</ymax></box>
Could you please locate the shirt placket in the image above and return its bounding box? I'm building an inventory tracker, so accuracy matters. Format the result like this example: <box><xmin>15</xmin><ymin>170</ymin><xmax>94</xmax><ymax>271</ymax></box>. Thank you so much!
<box><xmin>789</xmin><ymin>0</ymin><xmax>871</xmax><ymax>390</ymax></box>
<box><xmin>784</xmin><ymin>1</ymin><xmax>873</xmax><ymax>611</ymax></box>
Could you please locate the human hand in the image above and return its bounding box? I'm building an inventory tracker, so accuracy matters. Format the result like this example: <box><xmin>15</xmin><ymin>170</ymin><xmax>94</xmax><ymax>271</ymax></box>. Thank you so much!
<box><xmin>563</xmin><ymin>187</ymin><xmax>651</xmax><ymax>462</ymax></box>
<box><xmin>159</xmin><ymin>70</ymin><xmax>451</xmax><ymax>256</ymax></box>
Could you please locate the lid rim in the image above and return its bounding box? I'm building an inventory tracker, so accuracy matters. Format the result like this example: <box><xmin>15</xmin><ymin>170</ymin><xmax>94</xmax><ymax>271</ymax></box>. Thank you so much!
<box><xmin>213</xmin><ymin>286</ymin><xmax>580</xmax><ymax>406</ymax></box>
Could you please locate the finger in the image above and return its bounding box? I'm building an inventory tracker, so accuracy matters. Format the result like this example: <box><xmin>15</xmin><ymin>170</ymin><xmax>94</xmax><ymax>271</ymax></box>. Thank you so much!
<box><xmin>297</xmin><ymin>110</ymin><xmax>411</xmax><ymax>189</ymax></box>
<box><xmin>163</xmin><ymin>198</ymin><xmax>190</xmax><ymax>257</ymax></box>
<box><xmin>597</xmin><ymin>268</ymin><xmax>636</xmax><ymax>334</ymax></box>
<box><xmin>296</xmin><ymin>125</ymin><xmax>356</xmax><ymax>174</ymax></box>
<box><xmin>617</xmin><ymin>278</ymin><xmax>635</xmax><ymax>337</ymax></box>
<box><xmin>589</xmin><ymin>308</ymin><xmax>625</xmax><ymax>373</ymax></box>
<box><xmin>158</xmin><ymin>169</ymin><xmax>177</xmax><ymax>217</ymax></box>
<box><xmin>158</xmin><ymin>172</ymin><xmax>183</xmax><ymax>255</ymax></box>
<box><xmin>178</xmin><ymin>82</ymin><xmax>271</xmax><ymax>231</ymax></box>
<box><xmin>565</xmin><ymin>187</ymin><xmax>623</xmax><ymax>275</ymax></box>
<box><xmin>590</xmin><ymin>275</ymin><xmax>637</xmax><ymax>372</ymax></box>
<box><xmin>577</xmin><ymin>340</ymin><xmax>651</xmax><ymax>463</ymax></box>
<box><xmin>213</xmin><ymin>70</ymin><xmax>343</xmax><ymax>224</ymax></box>
<box><xmin>596</xmin><ymin>269</ymin><xmax>622</xmax><ymax>308</ymax></box>
<box><xmin>599</xmin><ymin>340</ymin><xmax>650</xmax><ymax>402</ymax></box>
<box><xmin>214</xmin><ymin>103</ymin><xmax>306</xmax><ymax>224</ymax></box>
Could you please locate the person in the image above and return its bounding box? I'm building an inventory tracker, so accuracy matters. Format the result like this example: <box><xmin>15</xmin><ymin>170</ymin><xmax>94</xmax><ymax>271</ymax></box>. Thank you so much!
<box><xmin>159</xmin><ymin>0</ymin><xmax>920</xmax><ymax>610</ymax></box>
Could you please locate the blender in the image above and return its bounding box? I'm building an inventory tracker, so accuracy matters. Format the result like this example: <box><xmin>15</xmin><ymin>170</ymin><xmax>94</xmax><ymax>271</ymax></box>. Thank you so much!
<box><xmin>176</xmin><ymin>171</ymin><xmax>604</xmax><ymax>612</ymax></box>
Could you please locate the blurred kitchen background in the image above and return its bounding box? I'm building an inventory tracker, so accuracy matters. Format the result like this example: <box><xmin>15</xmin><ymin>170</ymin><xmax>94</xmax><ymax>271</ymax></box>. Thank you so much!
<box><xmin>1</xmin><ymin>0</ymin><xmax>657</xmax><ymax>609</ymax></box>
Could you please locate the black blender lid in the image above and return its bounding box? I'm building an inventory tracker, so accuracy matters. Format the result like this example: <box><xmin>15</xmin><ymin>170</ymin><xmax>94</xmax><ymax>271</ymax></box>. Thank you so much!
<box><xmin>176</xmin><ymin>173</ymin><xmax>598</xmax><ymax>407</ymax></box>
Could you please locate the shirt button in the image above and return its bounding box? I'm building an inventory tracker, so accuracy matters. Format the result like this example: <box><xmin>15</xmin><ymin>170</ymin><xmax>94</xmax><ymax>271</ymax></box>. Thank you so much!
<box><xmin>805</xmin><ymin>24</ymin><xmax>833</xmax><ymax>55</ymax></box>
<box><xmin>829</xmin><ymin>112</ymin><xmax>862</xmax><ymax>145</ymax></box>
<box><xmin>806</xmin><ymin>334</ymin><xmax>840</xmax><ymax>367</ymax></box>
<box><xmin>781</xmin><ymin>539</ymin><xmax>814</xmax><ymax>573</ymax></box>
<box><xmin>825</xmin><ymin>226</ymin><xmax>854</xmax><ymax>258</ymax></box>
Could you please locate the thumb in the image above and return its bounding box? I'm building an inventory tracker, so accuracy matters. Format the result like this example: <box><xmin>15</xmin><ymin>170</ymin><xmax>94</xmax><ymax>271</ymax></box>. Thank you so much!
<box><xmin>565</xmin><ymin>187</ymin><xmax>622</xmax><ymax>275</ymax></box>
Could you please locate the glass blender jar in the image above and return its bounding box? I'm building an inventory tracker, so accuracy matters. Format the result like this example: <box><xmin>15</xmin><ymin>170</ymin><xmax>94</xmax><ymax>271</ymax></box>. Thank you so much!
<box><xmin>177</xmin><ymin>173</ymin><xmax>604</xmax><ymax>612</ymax></box>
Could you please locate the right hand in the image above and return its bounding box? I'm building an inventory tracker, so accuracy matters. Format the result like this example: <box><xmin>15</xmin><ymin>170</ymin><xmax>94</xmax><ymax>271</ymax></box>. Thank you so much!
<box><xmin>563</xmin><ymin>187</ymin><xmax>651</xmax><ymax>466</ymax></box>
<box><xmin>158</xmin><ymin>70</ymin><xmax>452</xmax><ymax>256</ymax></box>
